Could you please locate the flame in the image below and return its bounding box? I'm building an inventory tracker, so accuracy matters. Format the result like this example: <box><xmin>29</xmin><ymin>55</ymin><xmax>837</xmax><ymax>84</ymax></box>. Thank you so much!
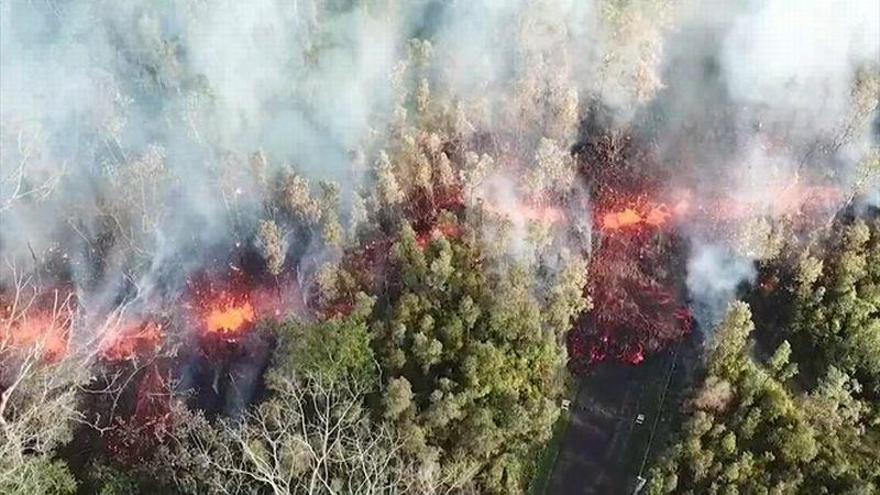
<box><xmin>205</xmin><ymin>300</ymin><xmax>255</xmax><ymax>334</ymax></box>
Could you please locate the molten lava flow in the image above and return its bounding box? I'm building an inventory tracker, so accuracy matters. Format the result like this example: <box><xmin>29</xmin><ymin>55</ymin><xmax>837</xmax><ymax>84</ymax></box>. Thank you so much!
<box><xmin>205</xmin><ymin>300</ymin><xmax>255</xmax><ymax>334</ymax></box>
<box><xmin>1</xmin><ymin>310</ymin><xmax>71</xmax><ymax>363</ymax></box>
<box><xmin>570</xmin><ymin>189</ymin><xmax>695</xmax><ymax>372</ymax></box>
<box><xmin>601</xmin><ymin>200</ymin><xmax>678</xmax><ymax>232</ymax></box>
<box><xmin>101</xmin><ymin>321</ymin><xmax>163</xmax><ymax>362</ymax></box>
<box><xmin>599</xmin><ymin>182</ymin><xmax>843</xmax><ymax>234</ymax></box>
<box><xmin>602</xmin><ymin>208</ymin><xmax>642</xmax><ymax>230</ymax></box>
<box><xmin>645</xmin><ymin>204</ymin><xmax>673</xmax><ymax>227</ymax></box>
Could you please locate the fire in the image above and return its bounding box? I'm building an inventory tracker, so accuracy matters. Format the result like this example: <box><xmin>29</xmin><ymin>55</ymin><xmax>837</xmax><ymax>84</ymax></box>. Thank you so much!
<box><xmin>205</xmin><ymin>300</ymin><xmax>255</xmax><ymax>334</ymax></box>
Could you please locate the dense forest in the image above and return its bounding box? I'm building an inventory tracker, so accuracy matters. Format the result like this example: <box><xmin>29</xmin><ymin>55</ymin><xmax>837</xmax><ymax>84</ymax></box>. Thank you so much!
<box><xmin>1</xmin><ymin>1</ymin><xmax>878</xmax><ymax>494</ymax></box>
<box><xmin>648</xmin><ymin>218</ymin><xmax>880</xmax><ymax>494</ymax></box>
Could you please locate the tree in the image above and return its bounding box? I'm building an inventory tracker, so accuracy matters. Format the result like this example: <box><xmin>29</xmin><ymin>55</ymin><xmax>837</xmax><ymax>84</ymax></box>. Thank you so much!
<box><xmin>149</xmin><ymin>310</ymin><xmax>418</xmax><ymax>495</ymax></box>
<box><xmin>0</xmin><ymin>263</ymin><xmax>135</xmax><ymax>494</ymax></box>
<box><xmin>788</xmin><ymin>218</ymin><xmax>880</xmax><ymax>395</ymax></box>
<box><xmin>154</xmin><ymin>373</ymin><xmax>415</xmax><ymax>495</ymax></box>
<box><xmin>361</xmin><ymin>222</ymin><xmax>585</xmax><ymax>493</ymax></box>
<box><xmin>257</xmin><ymin>219</ymin><xmax>287</xmax><ymax>276</ymax></box>
<box><xmin>648</xmin><ymin>291</ymin><xmax>880</xmax><ymax>494</ymax></box>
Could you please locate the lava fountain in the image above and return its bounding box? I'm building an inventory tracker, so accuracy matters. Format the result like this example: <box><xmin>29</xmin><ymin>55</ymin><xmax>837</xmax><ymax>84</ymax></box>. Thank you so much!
<box><xmin>204</xmin><ymin>299</ymin><xmax>256</xmax><ymax>335</ymax></box>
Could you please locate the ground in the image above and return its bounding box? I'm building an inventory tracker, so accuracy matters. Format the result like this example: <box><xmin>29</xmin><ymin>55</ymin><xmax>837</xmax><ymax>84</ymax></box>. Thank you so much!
<box><xmin>545</xmin><ymin>332</ymin><xmax>700</xmax><ymax>494</ymax></box>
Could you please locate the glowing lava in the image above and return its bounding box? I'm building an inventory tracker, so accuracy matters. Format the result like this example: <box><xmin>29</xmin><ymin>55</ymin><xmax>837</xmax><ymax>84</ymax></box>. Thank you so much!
<box><xmin>101</xmin><ymin>321</ymin><xmax>163</xmax><ymax>361</ymax></box>
<box><xmin>205</xmin><ymin>300</ymin><xmax>255</xmax><ymax>334</ymax></box>
<box><xmin>601</xmin><ymin>201</ymin><xmax>682</xmax><ymax>232</ymax></box>
<box><xmin>1</xmin><ymin>310</ymin><xmax>71</xmax><ymax>363</ymax></box>
<box><xmin>602</xmin><ymin>208</ymin><xmax>642</xmax><ymax>230</ymax></box>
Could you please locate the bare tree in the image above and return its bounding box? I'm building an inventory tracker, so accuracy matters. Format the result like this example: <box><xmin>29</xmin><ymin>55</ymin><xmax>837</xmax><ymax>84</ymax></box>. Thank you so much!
<box><xmin>0</xmin><ymin>260</ymin><xmax>144</xmax><ymax>490</ymax></box>
<box><xmin>0</xmin><ymin>264</ymin><xmax>80</xmax><ymax>489</ymax></box>
<box><xmin>0</xmin><ymin>126</ymin><xmax>65</xmax><ymax>213</ymax></box>
<box><xmin>157</xmin><ymin>372</ymin><xmax>418</xmax><ymax>495</ymax></box>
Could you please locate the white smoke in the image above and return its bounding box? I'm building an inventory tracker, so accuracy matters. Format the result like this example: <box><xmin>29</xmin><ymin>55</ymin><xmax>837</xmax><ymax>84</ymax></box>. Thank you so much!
<box><xmin>661</xmin><ymin>0</ymin><xmax>879</xmax><ymax>329</ymax></box>
<box><xmin>722</xmin><ymin>0</ymin><xmax>879</xmax><ymax>137</ymax></box>
<box><xmin>687</xmin><ymin>244</ymin><xmax>756</xmax><ymax>329</ymax></box>
<box><xmin>0</xmin><ymin>0</ymin><xmax>877</xmax><ymax>334</ymax></box>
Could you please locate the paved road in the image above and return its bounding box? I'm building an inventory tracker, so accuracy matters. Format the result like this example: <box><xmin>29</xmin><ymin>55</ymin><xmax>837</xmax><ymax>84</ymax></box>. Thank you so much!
<box><xmin>546</xmin><ymin>363</ymin><xmax>643</xmax><ymax>494</ymax></box>
<box><xmin>546</xmin><ymin>334</ymin><xmax>699</xmax><ymax>495</ymax></box>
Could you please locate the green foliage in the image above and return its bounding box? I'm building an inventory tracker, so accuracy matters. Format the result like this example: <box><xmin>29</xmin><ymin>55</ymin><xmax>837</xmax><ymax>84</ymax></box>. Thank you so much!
<box><xmin>789</xmin><ymin>218</ymin><xmax>880</xmax><ymax>395</ymax></box>
<box><xmin>0</xmin><ymin>458</ymin><xmax>77</xmax><ymax>495</ymax></box>
<box><xmin>275</xmin><ymin>295</ymin><xmax>377</xmax><ymax>387</ymax></box>
<box><xmin>649</xmin><ymin>219</ymin><xmax>880</xmax><ymax>495</ymax></box>
<box><xmin>367</xmin><ymin>223</ymin><xmax>586</xmax><ymax>493</ymax></box>
<box><xmin>94</xmin><ymin>465</ymin><xmax>140</xmax><ymax>495</ymax></box>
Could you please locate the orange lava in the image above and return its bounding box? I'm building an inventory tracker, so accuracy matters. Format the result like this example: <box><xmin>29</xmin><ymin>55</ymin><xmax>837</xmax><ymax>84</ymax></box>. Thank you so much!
<box><xmin>205</xmin><ymin>301</ymin><xmax>255</xmax><ymax>333</ymax></box>
<box><xmin>101</xmin><ymin>321</ymin><xmax>163</xmax><ymax>361</ymax></box>
<box><xmin>602</xmin><ymin>208</ymin><xmax>642</xmax><ymax>230</ymax></box>
<box><xmin>645</xmin><ymin>205</ymin><xmax>673</xmax><ymax>227</ymax></box>
<box><xmin>0</xmin><ymin>311</ymin><xmax>70</xmax><ymax>362</ymax></box>
<box><xmin>601</xmin><ymin>202</ymin><xmax>675</xmax><ymax>231</ymax></box>
<box><xmin>599</xmin><ymin>183</ymin><xmax>842</xmax><ymax>233</ymax></box>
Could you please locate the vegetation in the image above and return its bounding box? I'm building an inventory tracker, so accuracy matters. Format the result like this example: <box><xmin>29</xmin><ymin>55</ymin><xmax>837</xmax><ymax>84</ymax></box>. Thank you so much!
<box><xmin>647</xmin><ymin>217</ymin><xmax>880</xmax><ymax>494</ymax></box>
<box><xmin>1</xmin><ymin>1</ymin><xmax>878</xmax><ymax>494</ymax></box>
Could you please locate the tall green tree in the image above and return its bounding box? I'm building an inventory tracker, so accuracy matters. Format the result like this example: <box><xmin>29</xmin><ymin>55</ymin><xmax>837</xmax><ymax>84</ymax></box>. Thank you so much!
<box><xmin>362</xmin><ymin>223</ymin><xmax>586</xmax><ymax>493</ymax></box>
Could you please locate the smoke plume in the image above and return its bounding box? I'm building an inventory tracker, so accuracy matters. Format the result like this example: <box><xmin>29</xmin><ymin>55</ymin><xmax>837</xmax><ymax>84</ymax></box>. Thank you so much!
<box><xmin>1</xmin><ymin>0</ymin><xmax>878</xmax><ymax>341</ymax></box>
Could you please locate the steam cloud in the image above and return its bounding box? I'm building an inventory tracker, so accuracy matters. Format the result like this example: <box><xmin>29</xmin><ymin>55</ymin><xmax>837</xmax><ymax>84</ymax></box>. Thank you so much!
<box><xmin>1</xmin><ymin>0</ymin><xmax>878</xmax><ymax>335</ymax></box>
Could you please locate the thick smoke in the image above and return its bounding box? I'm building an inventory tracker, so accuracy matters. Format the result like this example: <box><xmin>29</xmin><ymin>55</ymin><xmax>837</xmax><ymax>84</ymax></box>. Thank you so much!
<box><xmin>721</xmin><ymin>0</ymin><xmax>878</xmax><ymax>137</ymax></box>
<box><xmin>1</xmin><ymin>0</ymin><xmax>413</xmax><ymax>317</ymax></box>
<box><xmin>1</xmin><ymin>0</ymin><xmax>878</xmax><ymax>338</ymax></box>
<box><xmin>0</xmin><ymin>0</ymin><xmax>657</xmax><ymax>308</ymax></box>
<box><xmin>656</xmin><ymin>0</ymin><xmax>879</xmax><ymax>327</ymax></box>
